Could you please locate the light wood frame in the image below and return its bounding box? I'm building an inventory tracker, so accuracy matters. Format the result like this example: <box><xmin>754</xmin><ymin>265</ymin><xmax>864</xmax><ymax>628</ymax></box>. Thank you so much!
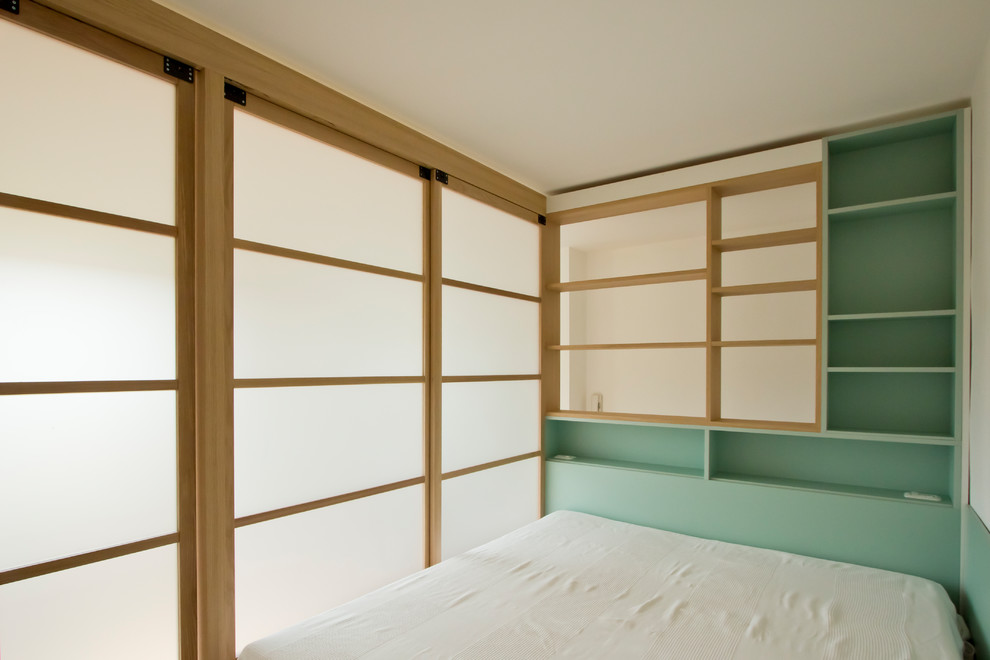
<box><xmin>0</xmin><ymin>5</ymin><xmax>198</xmax><ymax>658</ymax></box>
<box><xmin>432</xmin><ymin>172</ymin><xmax>545</xmax><ymax>557</ymax></box>
<box><xmin>545</xmin><ymin>163</ymin><xmax>823</xmax><ymax>433</ymax></box>
<box><xmin>0</xmin><ymin>3</ymin><xmax>548</xmax><ymax>659</ymax></box>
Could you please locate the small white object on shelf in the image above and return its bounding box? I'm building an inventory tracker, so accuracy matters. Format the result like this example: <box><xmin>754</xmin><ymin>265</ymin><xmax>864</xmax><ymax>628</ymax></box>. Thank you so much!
<box><xmin>903</xmin><ymin>491</ymin><xmax>942</xmax><ymax>502</ymax></box>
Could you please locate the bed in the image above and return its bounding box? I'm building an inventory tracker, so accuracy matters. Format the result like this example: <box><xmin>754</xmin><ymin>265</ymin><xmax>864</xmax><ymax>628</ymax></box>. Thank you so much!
<box><xmin>239</xmin><ymin>510</ymin><xmax>963</xmax><ymax>659</ymax></box>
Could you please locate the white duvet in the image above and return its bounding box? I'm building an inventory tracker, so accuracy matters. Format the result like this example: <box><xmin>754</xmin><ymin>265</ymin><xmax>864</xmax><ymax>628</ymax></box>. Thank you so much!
<box><xmin>239</xmin><ymin>510</ymin><xmax>962</xmax><ymax>659</ymax></box>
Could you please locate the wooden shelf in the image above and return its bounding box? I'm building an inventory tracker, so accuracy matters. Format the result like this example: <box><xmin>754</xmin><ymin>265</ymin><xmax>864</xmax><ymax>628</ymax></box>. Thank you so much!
<box><xmin>827</xmin><ymin>366</ymin><xmax>955</xmax><ymax>374</ymax></box>
<box><xmin>820</xmin><ymin>428</ymin><xmax>958</xmax><ymax>446</ymax></box>
<box><xmin>827</xmin><ymin>191</ymin><xmax>956</xmax><ymax>220</ymax></box>
<box><xmin>712</xmin><ymin>418</ymin><xmax>819</xmax><ymax>432</ymax></box>
<box><xmin>548</xmin><ymin>342</ymin><xmax>705</xmax><ymax>351</ymax></box>
<box><xmin>712</xmin><ymin>227</ymin><xmax>817</xmax><ymax>252</ymax></box>
<box><xmin>547</xmin><ymin>410</ymin><xmax>707</xmax><ymax>426</ymax></box>
<box><xmin>827</xmin><ymin>309</ymin><xmax>956</xmax><ymax>321</ymax></box>
<box><xmin>547</xmin><ymin>411</ymin><xmax>819</xmax><ymax>433</ymax></box>
<box><xmin>547</xmin><ymin>455</ymin><xmax>703</xmax><ymax>479</ymax></box>
<box><xmin>548</xmin><ymin>268</ymin><xmax>706</xmax><ymax>293</ymax></box>
<box><xmin>713</xmin><ymin>339</ymin><xmax>815</xmax><ymax>348</ymax></box>
<box><xmin>712</xmin><ymin>279</ymin><xmax>816</xmax><ymax>296</ymax></box>
<box><xmin>710</xmin><ymin>472</ymin><xmax>951</xmax><ymax>507</ymax></box>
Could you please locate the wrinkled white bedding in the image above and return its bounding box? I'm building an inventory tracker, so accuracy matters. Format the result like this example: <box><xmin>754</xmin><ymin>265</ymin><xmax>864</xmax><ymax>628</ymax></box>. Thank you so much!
<box><xmin>239</xmin><ymin>510</ymin><xmax>962</xmax><ymax>659</ymax></box>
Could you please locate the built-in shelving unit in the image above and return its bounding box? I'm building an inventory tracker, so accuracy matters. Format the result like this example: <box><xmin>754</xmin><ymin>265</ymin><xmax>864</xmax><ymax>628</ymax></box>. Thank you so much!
<box><xmin>542</xmin><ymin>111</ymin><xmax>966</xmax><ymax>599</ymax></box>
<box><xmin>549</xmin><ymin>165</ymin><xmax>821</xmax><ymax>429</ymax></box>
<box><xmin>824</xmin><ymin>112</ymin><xmax>962</xmax><ymax>449</ymax></box>
<box><xmin>544</xmin><ymin>110</ymin><xmax>964</xmax><ymax>509</ymax></box>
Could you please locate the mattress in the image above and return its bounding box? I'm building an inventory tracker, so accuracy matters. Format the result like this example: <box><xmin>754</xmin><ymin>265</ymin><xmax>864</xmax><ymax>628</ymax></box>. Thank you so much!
<box><xmin>239</xmin><ymin>510</ymin><xmax>962</xmax><ymax>659</ymax></box>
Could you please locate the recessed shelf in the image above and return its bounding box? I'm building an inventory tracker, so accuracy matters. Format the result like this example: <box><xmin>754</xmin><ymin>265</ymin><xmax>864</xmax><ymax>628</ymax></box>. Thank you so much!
<box><xmin>827</xmin><ymin>191</ymin><xmax>956</xmax><ymax>220</ymax></box>
<box><xmin>828</xmin><ymin>310</ymin><xmax>955</xmax><ymax>321</ymax></box>
<box><xmin>547</xmin><ymin>455</ymin><xmax>703</xmax><ymax>479</ymax></box>
<box><xmin>827</xmin><ymin>117</ymin><xmax>956</xmax><ymax>208</ymax></box>
<box><xmin>827</xmin><ymin>202</ymin><xmax>955</xmax><ymax>315</ymax></box>
<box><xmin>710</xmin><ymin>473</ymin><xmax>951</xmax><ymax>507</ymax></box>
<box><xmin>709</xmin><ymin>430</ymin><xmax>953</xmax><ymax>505</ymax></box>
<box><xmin>827</xmin><ymin>371</ymin><xmax>954</xmax><ymax>437</ymax></box>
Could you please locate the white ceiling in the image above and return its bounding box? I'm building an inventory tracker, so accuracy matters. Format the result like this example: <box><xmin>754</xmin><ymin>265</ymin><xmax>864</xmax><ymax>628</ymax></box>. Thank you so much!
<box><xmin>159</xmin><ymin>0</ymin><xmax>990</xmax><ymax>195</ymax></box>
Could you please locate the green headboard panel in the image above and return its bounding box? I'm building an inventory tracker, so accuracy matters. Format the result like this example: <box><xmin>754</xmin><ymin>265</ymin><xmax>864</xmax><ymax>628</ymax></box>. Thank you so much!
<box><xmin>546</xmin><ymin>459</ymin><xmax>961</xmax><ymax>601</ymax></box>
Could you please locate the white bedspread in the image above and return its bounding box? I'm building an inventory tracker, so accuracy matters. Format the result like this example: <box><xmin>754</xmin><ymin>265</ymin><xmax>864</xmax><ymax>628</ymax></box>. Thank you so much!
<box><xmin>239</xmin><ymin>510</ymin><xmax>962</xmax><ymax>659</ymax></box>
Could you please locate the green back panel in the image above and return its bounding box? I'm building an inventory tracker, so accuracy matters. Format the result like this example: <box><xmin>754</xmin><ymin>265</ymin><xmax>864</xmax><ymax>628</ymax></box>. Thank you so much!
<box><xmin>828</xmin><ymin>132</ymin><xmax>955</xmax><ymax>208</ymax></box>
<box><xmin>710</xmin><ymin>431</ymin><xmax>951</xmax><ymax>496</ymax></box>
<box><xmin>827</xmin><ymin>371</ymin><xmax>954</xmax><ymax>435</ymax></box>
<box><xmin>964</xmin><ymin>507</ymin><xmax>990</xmax><ymax>655</ymax></box>
<box><xmin>546</xmin><ymin>419</ymin><xmax>704</xmax><ymax>471</ymax></box>
<box><xmin>546</xmin><ymin>460</ymin><xmax>961</xmax><ymax>601</ymax></box>
<box><xmin>828</xmin><ymin>206</ymin><xmax>956</xmax><ymax>315</ymax></box>
<box><xmin>828</xmin><ymin>316</ymin><xmax>955</xmax><ymax>367</ymax></box>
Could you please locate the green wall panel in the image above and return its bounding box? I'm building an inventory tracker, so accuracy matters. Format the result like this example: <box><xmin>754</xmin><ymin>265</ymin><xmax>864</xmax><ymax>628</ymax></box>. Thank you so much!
<box><xmin>964</xmin><ymin>507</ymin><xmax>990</xmax><ymax>655</ymax></box>
<box><xmin>546</xmin><ymin>460</ymin><xmax>961</xmax><ymax>601</ymax></box>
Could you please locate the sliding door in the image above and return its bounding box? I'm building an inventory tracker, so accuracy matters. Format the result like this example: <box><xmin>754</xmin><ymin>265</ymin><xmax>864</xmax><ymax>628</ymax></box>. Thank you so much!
<box><xmin>0</xmin><ymin>12</ymin><xmax>190</xmax><ymax>660</ymax></box>
<box><xmin>231</xmin><ymin>98</ymin><xmax>428</xmax><ymax>651</ymax></box>
<box><xmin>435</xmin><ymin>177</ymin><xmax>543</xmax><ymax>560</ymax></box>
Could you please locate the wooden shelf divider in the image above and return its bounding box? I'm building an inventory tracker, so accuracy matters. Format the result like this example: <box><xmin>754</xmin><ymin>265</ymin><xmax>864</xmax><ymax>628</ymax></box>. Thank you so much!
<box><xmin>712</xmin><ymin>227</ymin><xmax>816</xmax><ymax>252</ymax></box>
<box><xmin>712</xmin><ymin>339</ymin><xmax>816</xmax><ymax>348</ymax></box>
<box><xmin>549</xmin><ymin>342</ymin><xmax>706</xmax><ymax>351</ymax></box>
<box><xmin>548</xmin><ymin>268</ymin><xmax>706</xmax><ymax>293</ymax></box>
<box><xmin>712</xmin><ymin>279</ymin><xmax>817</xmax><ymax>296</ymax></box>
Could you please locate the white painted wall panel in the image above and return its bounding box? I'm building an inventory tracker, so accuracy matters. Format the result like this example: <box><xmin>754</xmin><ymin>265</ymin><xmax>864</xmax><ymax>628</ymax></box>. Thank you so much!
<box><xmin>442</xmin><ymin>286</ymin><xmax>539</xmax><ymax>376</ymax></box>
<box><xmin>234</xmin><ymin>250</ymin><xmax>422</xmax><ymax>377</ymax></box>
<box><xmin>0</xmin><ymin>546</ymin><xmax>178</xmax><ymax>660</ymax></box>
<box><xmin>0</xmin><ymin>392</ymin><xmax>176</xmax><ymax>571</ymax></box>
<box><xmin>442</xmin><ymin>188</ymin><xmax>539</xmax><ymax>296</ymax></box>
<box><xmin>0</xmin><ymin>208</ymin><xmax>175</xmax><ymax>382</ymax></box>
<box><xmin>0</xmin><ymin>20</ymin><xmax>175</xmax><ymax>224</ymax></box>
<box><xmin>234</xmin><ymin>384</ymin><xmax>423</xmax><ymax>517</ymax></box>
<box><xmin>441</xmin><ymin>380</ymin><xmax>540</xmax><ymax>472</ymax></box>
<box><xmin>235</xmin><ymin>486</ymin><xmax>424</xmax><ymax>654</ymax></box>
<box><xmin>234</xmin><ymin>110</ymin><xmax>423</xmax><ymax>273</ymax></box>
<box><xmin>441</xmin><ymin>458</ymin><xmax>540</xmax><ymax>560</ymax></box>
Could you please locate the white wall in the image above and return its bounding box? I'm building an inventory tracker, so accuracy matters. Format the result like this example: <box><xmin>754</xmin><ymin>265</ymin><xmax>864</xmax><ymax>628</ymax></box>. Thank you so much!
<box><xmin>970</xmin><ymin>36</ymin><xmax>990</xmax><ymax>523</ymax></box>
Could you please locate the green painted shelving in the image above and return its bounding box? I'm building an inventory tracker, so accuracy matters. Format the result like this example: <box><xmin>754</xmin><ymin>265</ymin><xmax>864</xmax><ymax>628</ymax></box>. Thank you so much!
<box><xmin>825</xmin><ymin>111</ymin><xmax>963</xmax><ymax>447</ymax></box>
<box><xmin>546</xmin><ymin>455</ymin><xmax>703</xmax><ymax>480</ymax></box>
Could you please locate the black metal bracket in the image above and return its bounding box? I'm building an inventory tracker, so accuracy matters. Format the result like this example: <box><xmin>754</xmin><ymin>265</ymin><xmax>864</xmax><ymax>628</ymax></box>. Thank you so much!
<box><xmin>163</xmin><ymin>57</ymin><xmax>194</xmax><ymax>83</ymax></box>
<box><xmin>1</xmin><ymin>0</ymin><xmax>19</xmax><ymax>14</ymax></box>
<box><xmin>419</xmin><ymin>166</ymin><xmax>431</xmax><ymax>180</ymax></box>
<box><xmin>435</xmin><ymin>170</ymin><xmax>449</xmax><ymax>185</ymax></box>
<box><xmin>538</xmin><ymin>214</ymin><xmax>547</xmax><ymax>226</ymax></box>
<box><xmin>224</xmin><ymin>82</ymin><xmax>247</xmax><ymax>106</ymax></box>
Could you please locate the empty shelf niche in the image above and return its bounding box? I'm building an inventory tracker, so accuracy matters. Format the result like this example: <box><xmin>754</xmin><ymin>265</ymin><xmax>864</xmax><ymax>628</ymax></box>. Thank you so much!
<box><xmin>828</xmin><ymin>315</ymin><xmax>955</xmax><ymax>368</ymax></box>
<box><xmin>545</xmin><ymin>419</ymin><xmax>704</xmax><ymax>478</ymax></box>
<box><xmin>827</xmin><ymin>199</ymin><xmax>956</xmax><ymax>316</ymax></box>
<box><xmin>827</xmin><ymin>115</ymin><xmax>956</xmax><ymax>209</ymax></box>
<box><xmin>709</xmin><ymin>431</ymin><xmax>952</xmax><ymax>504</ymax></box>
<box><xmin>827</xmin><ymin>371</ymin><xmax>954</xmax><ymax>437</ymax></box>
